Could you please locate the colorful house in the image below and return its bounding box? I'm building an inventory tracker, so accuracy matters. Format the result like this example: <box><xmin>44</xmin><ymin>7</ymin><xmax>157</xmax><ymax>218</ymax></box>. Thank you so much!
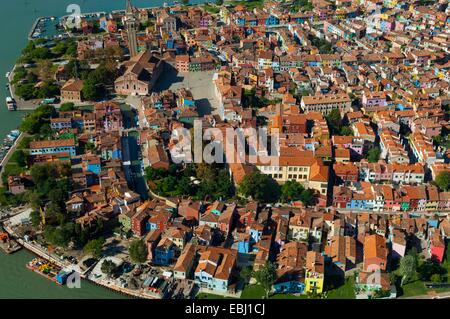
<box><xmin>363</xmin><ymin>234</ymin><xmax>388</xmax><ymax>272</ymax></box>
<box><xmin>154</xmin><ymin>237</ymin><xmax>175</xmax><ymax>265</ymax></box>
<box><xmin>304</xmin><ymin>251</ymin><xmax>325</xmax><ymax>295</ymax></box>
<box><xmin>430</xmin><ymin>233</ymin><xmax>445</xmax><ymax>264</ymax></box>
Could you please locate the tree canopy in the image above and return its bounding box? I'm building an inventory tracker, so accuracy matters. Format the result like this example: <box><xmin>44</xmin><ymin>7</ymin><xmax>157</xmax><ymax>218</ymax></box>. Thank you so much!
<box><xmin>101</xmin><ymin>259</ymin><xmax>117</xmax><ymax>278</ymax></box>
<box><xmin>399</xmin><ymin>252</ymin><xmax>418</xmax><ymax>286</ymax></box>
<box><xmin>129</xmin><ymin>239</ymin><xmax>148</xmax><ymax>264</ymax></box>
<box><xmin>59</xmin><ymin>102</ymin><xmax>76</xmax><ymax>112</ymax></box>
<box><xmin>239</xmin><ymin>172</ymin><xmax>280</xmax><ymax>203</ymax></box>
<box><xmin>280</xmin><ymin>181</ymin><xmax>315</xmax><ymax>206</ymax></box>
<box><xmin>20</xmin><ymin>104</ymin><xmax>56</xmax><ymax>134</ymax></box>
<box><xmin>254</xmin><ymin>262</ymin><xmax>277</xmax><ymax>298</ymax></box>
<box><xmin>435</xmin><ymin>171</ymin><xmax>450</xmax><ymax>191</ymax></box>
<box><xmin>83</xmin><ymin>237</ymin><xmax>106</xmax><ymax>258</ymax></box>
<box><xmin>366</xmin><ymin>146</ymin><xmax>381</xmax><ymax>163</ymax></box>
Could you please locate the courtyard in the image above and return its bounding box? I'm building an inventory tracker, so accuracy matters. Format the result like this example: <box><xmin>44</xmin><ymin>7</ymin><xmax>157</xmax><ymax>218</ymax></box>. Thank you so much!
<box><xmin>153</xmin><ymin>66</ymin><xmax>219</xmax><ymax>117</ymax></box>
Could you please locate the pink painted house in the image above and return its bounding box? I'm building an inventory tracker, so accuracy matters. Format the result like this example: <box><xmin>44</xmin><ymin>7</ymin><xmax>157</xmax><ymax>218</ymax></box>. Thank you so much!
<box><xmin>362</xmin><ymin>91</ymin><xmax>387</xmax><ymax>111</ymax></box>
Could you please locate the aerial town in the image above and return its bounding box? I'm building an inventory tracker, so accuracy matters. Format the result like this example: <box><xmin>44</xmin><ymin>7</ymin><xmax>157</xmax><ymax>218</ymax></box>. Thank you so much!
<box><xmin>1</xmin><ymin>0</ymin><xmax>450</xmax><ymax>300</ymax></box>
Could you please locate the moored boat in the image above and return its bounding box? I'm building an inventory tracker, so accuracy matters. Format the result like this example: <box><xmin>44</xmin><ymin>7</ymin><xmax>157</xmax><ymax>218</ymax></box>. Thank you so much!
<box><xmin>26</xmin><ymin>258</ymin><xmax>62</xmax><ymax>284</ymax></box>
<box><xmin>6</xmin><ymin>96</ymin><xmax>16</xmax><ymax>111</ymax></box>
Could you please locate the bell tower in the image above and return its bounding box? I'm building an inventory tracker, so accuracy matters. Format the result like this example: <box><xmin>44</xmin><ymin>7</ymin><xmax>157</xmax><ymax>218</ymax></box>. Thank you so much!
<box><xmin>125</xmin><ymin>0</ymin><xmax>138</xmax><ymax>57</ymax></box>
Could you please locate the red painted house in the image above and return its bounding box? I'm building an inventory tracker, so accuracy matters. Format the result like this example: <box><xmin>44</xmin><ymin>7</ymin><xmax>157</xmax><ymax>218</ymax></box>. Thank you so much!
<box><xmin>430</xmin><ymin>233</ymin><xmax>446</xmax><ymax>264</ymax></box>
<box><xmin>333</xmin><ymin>162</ymin><xmax>359</xmax><ymax>183</ymax></box>
<box><xmin>145</xmin><ymin>229</ymin><xmax>162</xmax><ymax>261</ymax></box>
<box><xmin>131</xmin><ymin>210</ymin><xmax>149</xmax><ymax>237</ymax></box>
<box><xmin>218</xmin><ymin>204</ymin><xmax>236</xmax><ymax>236</ymax></box>
<box><xmin>148</xmin><ymin>211</ymin><xmax>172</xmax><ymax>232</ymax></box>
<box><xmin>332</xmin><ymin>185</ymin><xmax>352</xmax><ymax>209</ymax></box>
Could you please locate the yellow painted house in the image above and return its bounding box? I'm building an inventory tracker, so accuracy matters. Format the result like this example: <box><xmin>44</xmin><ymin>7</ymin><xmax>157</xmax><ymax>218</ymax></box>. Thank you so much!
<box><xmin>304</xmin><ymin>251</ymin><xmax>325</xmax><ymax>294</ymax></box>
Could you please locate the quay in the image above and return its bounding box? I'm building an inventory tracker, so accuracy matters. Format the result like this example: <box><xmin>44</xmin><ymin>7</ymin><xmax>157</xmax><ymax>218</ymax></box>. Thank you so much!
<box><xmin>0</xmin><ymin>225</ymin><xmax>22</xmax><ymax>254</ymax></box>
<box><xmin>0</xmin><ymin>236</ymin><xmax>22</xmax><ymax>254</ymax></box>
<box><xmin>6</xmin><ymin>65</ymin><xmax>43</xmax><ymax>111</ymax></box>
<box><xmin>1</xmin><ymin>222</ymin><xmax>156</xmax><ymax>299</ymax></box>
<box><xmin>27</xmin><ymin>16</ymin><xmax>42</xmax><ymax>40</ymax></box>
<box><xmin>0</xmin><ymin>132</ymin><xmax>24</xmax><ymax>187</ymax></box>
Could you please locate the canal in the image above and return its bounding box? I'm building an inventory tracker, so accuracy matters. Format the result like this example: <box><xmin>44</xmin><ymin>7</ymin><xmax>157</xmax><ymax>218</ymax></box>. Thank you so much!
<box><xmin>0</xmin><ymin>0</ymin><xmax>206</xmax><ymax>299</ymax></box>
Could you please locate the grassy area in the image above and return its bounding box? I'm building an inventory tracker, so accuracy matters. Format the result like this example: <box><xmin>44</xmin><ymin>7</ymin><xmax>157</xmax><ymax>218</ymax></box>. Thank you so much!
<box><xmin>203</xmin><ymin>4</ymin><xmax>221</xmax><ymax>14</ymax></box>
<box><xmin>325</xmin><ymin>276</ymin><xmax>356</xmax><ymax>299</ymax></box>
<box><xmin>197</xmin><ymin>293</ymin><xmax>233</xmax><ymax>299</ymax></box>
<box><xmin>198</xmin><ymin>284</ymin><xmax>311</xmax><ymax>299</ymax></box>
<box><xmin>394</xmin><ymin>251</ymin><xmax>450</xmax><ymax>298</ymax></box>
<box><xmin>228</xmin><ymin>0</ymin><xmax>265</xmax><ymax>10</ymax></box>
<box><xmin>240</xmin><ymin>284</ymin><xmax>266</xmax><ymax>299</ymax></box>
<box><xmin>398</xmin><ymin>280</ymin><xmax>427</xmax><ymax>298</ymax></box>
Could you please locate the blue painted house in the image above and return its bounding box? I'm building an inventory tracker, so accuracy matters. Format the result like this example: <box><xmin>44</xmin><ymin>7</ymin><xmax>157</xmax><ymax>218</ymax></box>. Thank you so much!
<box><xmin>273</xmin><ymin>275</ymin><xmax>305</xmax><ymax>294</ymax></box>
<box><xmin>265</xmin><ymin>15</ymin><xmax>279</xmax><ymax>26</ymax></box>
<box><xmin>153</xmin><ymin>238</ymin><xmax>175</xmax><ymax>266</ymax></box>
<box><xmin>30</xmin><ymin>139</ymin><xmax>76</xmax><ymax>157</ymax></box>
<box><xmin>237</xmin><ymin>233</ymin><xmax>251</xmax><ymax>254</ymax></box>
<box><xmin>235</xmin><ymin>17</ymin><xmax>246</xmax><ymax>26</ymax></box>
<box><xmin>86</xmin><ymin>157</ymin><xmax>101</xmax><ymax>175</ymax></box>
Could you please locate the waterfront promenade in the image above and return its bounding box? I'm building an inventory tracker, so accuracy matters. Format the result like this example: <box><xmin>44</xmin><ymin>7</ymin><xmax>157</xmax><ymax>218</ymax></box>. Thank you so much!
<box><xmin>2</xmin><ymin>219</ymin><xmax>156</xmax><ymax>299</ymax></box>
<box><xmin>0</xmin><ymin>132</ymin><xmax>25</xmax><ymax>187</ymax></box>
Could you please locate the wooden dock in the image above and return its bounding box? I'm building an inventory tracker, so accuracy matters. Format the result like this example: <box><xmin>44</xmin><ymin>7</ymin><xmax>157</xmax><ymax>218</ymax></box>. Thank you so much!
<box><xmin>0</xmin><ymin>239</ymin><xmax>22</xmax><ymax>254</ymax></box>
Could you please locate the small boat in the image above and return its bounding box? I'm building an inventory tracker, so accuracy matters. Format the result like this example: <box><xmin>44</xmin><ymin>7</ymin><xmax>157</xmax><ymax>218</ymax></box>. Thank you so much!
<box><xmin>5</xmin><ymin>72</ymin><xmax>10</xmax><ymax>79</ymax></box>
<box><xmin>6</xmin><ymin>96</ymin><xmax>16</xmax><ymax>111</ymax></box>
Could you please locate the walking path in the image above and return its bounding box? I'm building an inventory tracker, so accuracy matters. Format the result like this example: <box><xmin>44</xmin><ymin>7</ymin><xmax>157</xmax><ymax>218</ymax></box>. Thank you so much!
<box><xmin>406</xmin><ymin>291</ymin><xmax>450</xmax><ymax>299</ymax></box>
<box><xmin>0</xmin><ymin>132</ymin><xmax>25</xmax><ymax>187</ymax></box>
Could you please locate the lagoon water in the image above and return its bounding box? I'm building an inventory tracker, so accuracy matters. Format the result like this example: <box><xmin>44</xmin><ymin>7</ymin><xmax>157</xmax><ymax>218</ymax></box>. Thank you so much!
<box><xmin>0</xmin><ymin>0</ymin><xmax>206</xmax><ymax>299</ymax></box>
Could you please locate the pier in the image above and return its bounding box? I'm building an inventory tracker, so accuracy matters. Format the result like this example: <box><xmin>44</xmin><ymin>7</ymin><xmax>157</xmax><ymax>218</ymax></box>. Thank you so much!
<box><xmin>0</xmin><ymin>232</ymin><xmax>22</xmax><ymax>254</ymax></box>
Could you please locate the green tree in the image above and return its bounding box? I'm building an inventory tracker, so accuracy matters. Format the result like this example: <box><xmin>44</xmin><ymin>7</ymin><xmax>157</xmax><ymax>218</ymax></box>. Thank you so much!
<box><xmin>417</xmin><ymin>260</ymin><xmax>446</xmax><ymax>281</ymax></box>
<box><xmin>145</xmin><ymin>166</ymin><xmax>168</xmax><ymax>181</ymax></box>
<box><xmin>59</xmin><ymin>102</ymin><xmax>76</xmax><ymax>112</ymax></box>
<box><xmin>435</xmin><ymin>171</ymin><xmax>450</xmax><ymax>191</ymax></box>
<box><xmin>83</xmin><ymin>237</ymin><xmax>106</xmax><ymax>258</ymax></box>
<box><xmin>254</xmin><ymin>262</ymin><xmax>277</xmax><ymax>299</ymax></box>
<box><xmin>30</xmin><ymin>210</ymin><xmax>42</xmax><ymax>228</ymax></box>
<box><xmin>20</xmin><ymin>104</ymin><xmax>56</xmax><ymax>134</ymax></box>
<box><xmin>215</xmin><ymin>0</ymin><xmax>224</xmax><ymax>5</ymax></box>
<box><xmin>101</xmin><ymin>259</ymin><xmax>117</xmax><ymax>278</ymax></box>
<box><xmin>82</xmin><ymin>79</ymin><xmax>102</xmax><ymax>101</ymax></box>
<box><xmin>399</xmin><ymin>254</ymin><xmax>418</xmax><ymax>286</ymax></box>
<box><xmin>240</xmin><ymin>266</ymin><xmax>254</xmax><ymax>283</ymax></box>
<box><xmin>326</xmin><ymin>109</ymin><xmax>342</xmax><ymax>131</ymax></box>
<box><xmin>430</xmin><ymin>274</ymin><xmax>443</xmax><ymax>283</ymax></box>
<box><xmin>182</xmin><ymin>0</ymin><xmax>190</xmax><ymax>5</ymax></box>
<box><xmin>43</xmin><ymin>223</ymin><xmax>75</xmax><ymax>247</ymax></box>
<box><xmin>299</xmin><ymin>188</ymin><xmax>315</xmax><ymax>207</ymax></box>
<box><xmin>11</xmin><ymin>150</ymin><xmax>28</xmax><ymax>167</ymax></box>
<box><xmin>15</xmin><ymin>83</ymin><xmax>35</xmax><ymax>100</ymax></box>
<box><xmin>340</xmin><ymin>126</ymin><xmax>353</xmax><ymax>136</ymax></box>
<box><xmin>366</xmin><ymin>146</ymin><xmax>381</xmax><ymax>163</ymax></box>
<box><xmin>239</xmin><ymin>172</ymin><xmax>280</xmax><ymax>203</ymax></box>
<box><xmin>129</xmin><ymin>239</ymin><xmax>148</xmax><ymax>264</ymax></box>
<box><xmin>85</xmin><ymin>142</ymin><xmax>95</xmax><ymax>152</ymax></box>
<box><xmin>281</xmin><ymin>180</ymin><xmax>305</xmax><ymax>202</ymax></box>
